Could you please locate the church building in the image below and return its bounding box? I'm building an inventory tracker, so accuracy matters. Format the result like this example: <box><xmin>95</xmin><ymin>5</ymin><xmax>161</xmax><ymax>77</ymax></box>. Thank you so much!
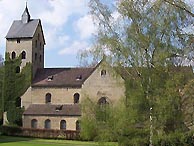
<box><xmin>5</xmin><ymin>5</ymin><xmax>125</xmax><ymax>131</ymax></box>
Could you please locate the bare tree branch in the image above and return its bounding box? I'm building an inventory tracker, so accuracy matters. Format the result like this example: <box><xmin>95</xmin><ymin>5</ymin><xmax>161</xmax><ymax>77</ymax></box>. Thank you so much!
<box><xmin>164</xmin><ymin>0</ymin><xmax>194</xmax><ymax>17</ymax></box>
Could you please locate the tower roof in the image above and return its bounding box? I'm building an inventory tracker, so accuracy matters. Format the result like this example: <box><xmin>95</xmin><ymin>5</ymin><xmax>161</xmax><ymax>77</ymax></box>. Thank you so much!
<box><xmin>5</xmin><ymin>4</ymin><xmax>45</xmax><ymax>44</ymax></box>
<box><xmin>21</xmin><ymin>2</ymin><xmax>31</xmax><ymax>23</ymax></box>
<box><xmin>5</xmin><ymin>19</ymin><xmax>40</xmax><ymax>39</ymax></box>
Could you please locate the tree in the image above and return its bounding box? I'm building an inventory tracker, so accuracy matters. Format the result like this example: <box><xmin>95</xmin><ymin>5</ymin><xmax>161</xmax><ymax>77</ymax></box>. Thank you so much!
<box><xmin>0</xmin><ymin>54</ymin><xmax>3</xmax><ymax>67</ymax></box>
<box><xmin>80</xmin><ymin>0</ymin><xmax>194</xmax><ymax>145</ymax></box>
<box><xmin>3</xmin><ymin>53</ymin><xmax>31</xmax><ymax>125</ymax></box>
<box><xmin>0</xmin><ymin>65</ymin><xmax>4</xmax><ymax>125</ymax></box>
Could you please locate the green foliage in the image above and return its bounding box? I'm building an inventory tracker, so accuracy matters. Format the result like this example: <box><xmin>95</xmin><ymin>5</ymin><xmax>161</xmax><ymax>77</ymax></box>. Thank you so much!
<box><xmin>182</xmin><ymin>79</ymin><xmax>194</xmax><ymax>128</ymax></box>
<box><xmin>3</xmin><ymin>53</ymin><xmax>31</xmax><ymax>125</ymax></box>
<box><xmin>153</xmin><ymin>131</ymin><xmax>194</xmax><ymax>146</ymax></box>
<box><xmin>0</xmin><ymin>66</ymin><xmax>4</xmax><ymax>119</ymax></box>
<box><xmin>80</xmin><ymin>0</ymin><xmax>194</xmax><ymax>145</ymax></box>
<box><xmin>80</xmin><ymin>98</ymin><xmax>117</xmax><ymax>142</ymax></box>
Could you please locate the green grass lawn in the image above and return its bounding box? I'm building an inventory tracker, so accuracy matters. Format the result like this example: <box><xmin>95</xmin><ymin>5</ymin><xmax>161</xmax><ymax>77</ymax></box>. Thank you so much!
<box><xmin>0</xmin><ymin>136</ymin><xmax>118</xmax><ymax>146</ymax></box>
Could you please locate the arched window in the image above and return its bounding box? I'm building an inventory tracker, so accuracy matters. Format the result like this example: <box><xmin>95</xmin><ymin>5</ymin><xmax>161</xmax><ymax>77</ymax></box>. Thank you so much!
<box><xmin>45</xmin><ymin>93</ymin><xmax>51</xmax><ymax>104</ymax></box>
<box><xmin>97</xmin><ymin>97</ymin><xmax>109</xmax><ymax>122</ymax></box>
<box><xmin>16</xmin><ymin>66</ymin><xmax>20</xmax><ymax>73</ymax></box>
<box><xmin>31</xmin><ymin>119</ymin><xmax>38</xmax><ymax>128</ymax></box>
<box><xmin>11</xmin><ymin>51</ymin><xmax>16</xmax><ymax>59</ymax></box>
<box><xmin>15</xmin><ymin>97</ymin><xmax>21</xmax><ymax>107</ymax></box>
<box><xmin>98</xmin><ymin>97</ymin><xmax>109</xmax><ymax>105</ymax></box>
<box><xmin>76</xmin><ymin>120</ymin><xmax>80</xmax><ymax>131</ymax></box>
<box><xmin>44</xmin><ymin>119</ymin><xmax>51</xmax><ymax>129</ymax></box>
<box><xmin>74</xmin><ymin>93</ymin><xmax>80</xmax><ymax>104</ymax></box>
<box><xmin>60</xmin><ymin>120</ymin><xmax>66</xmax><ymax>130</ymax></box>
<box><xmin>21</xmin><ymin>51</ymin><xmax>26</xmax><ymax>59</ymax></box>
<box><xmin>101</xmin><ymin>70</ymin><xmax>106</xmax><ymax>77</ymax></box>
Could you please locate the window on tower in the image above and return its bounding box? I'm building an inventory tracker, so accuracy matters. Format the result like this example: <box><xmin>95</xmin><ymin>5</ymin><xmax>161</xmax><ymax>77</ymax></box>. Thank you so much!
<box><xmin>11</xmin><ymin>51</ymin><xmax>16</xmax><ymax>59</ymax></box>
<box><xmin>35</xmin><ymin>40</ymin><xmax>38</xmax><ymax>48</ymax></box>
<box><xmin>16</xmin><ymin>66</ymin><xmax>20</xmax><ymax>73</ymax></box>
<box><xmin>40</xmin><ymin>55</ymin><xmax>42</xmax><ymax>62</ymax></box>
<box><xmin>35</xmin><ymin>53</ymin><xmax>37</xmax><ymax>61</ymax></box>
<box><xmin>40</xmin><ymin>42</ymin><xmax>42</xmax><ymax>50</ymax></box>
<box><xmin>17</xmin><ymin>39</ymin><xmax>20</xmax><ymax>43</ymax></box>
<box><xmin>21</xmin><ymin>51</ymin><xmax>26</xmax><ymax>59</ymax></box>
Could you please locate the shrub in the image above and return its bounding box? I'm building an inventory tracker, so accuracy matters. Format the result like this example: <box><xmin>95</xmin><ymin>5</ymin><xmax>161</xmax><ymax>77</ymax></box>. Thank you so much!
<box><xmin>153</xmin><ymin>131</ymin><xmax>194</xmax><ymax>146</ymax></box>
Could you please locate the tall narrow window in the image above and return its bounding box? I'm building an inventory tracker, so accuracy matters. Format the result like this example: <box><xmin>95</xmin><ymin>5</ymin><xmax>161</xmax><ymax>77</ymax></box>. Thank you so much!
<box><xmin>40</xmin><ymin>42</ymin><xmax>42</xmax><ymax>50</ymax></box>
<box><xmin>60</xmin><ymin>120</ymin><xmax>66</xmax><ymax>130</ymax></box>
<box><xmin>11</xmin><ymin>51</ymin><xmax>16</xmax><ymax>59</ymax></box>
<box><xmin>45</xmin><ymin>93</ymin><xmax>51</xmax><ymax>104</ymax></box>
<box><xmin>15</xmin><ymin>97</ymin><xmax>21</xmax><ymax>107</ymax></box>
<box><xmin>35</xmin><ymin>53</ymin><xmax>37</xmax><ymax>61</ymax></box>
<box><xmin>74</xmin><ymin>93</ymin><xmax>80</xmax><ymax>104</ymax></box>
<box><xmin>97</xmin><ymin>97</ymin><xmax>109</xmax><ymax>122</ymax></box>
<box><xmin>40</xmin><ymin>55</ymin><xmax>42</xmax><ymax>62</ymax></box>
<box><xmin>76</xmin><ymin>120</ymin><xmax>80</xmax><ymax>131</ymax></box>
<box><xmin>35</xmin><ymin>40</ymin><xmax>38</xmax><ymax>48</ymax></box>
<box><xmin>44</xmin><ymin>119</ymin><xmax>51</xmax><ymax>129</ymax></box>
<box><xmin>38</xmin><ymin>33</ymin><xmax>40</xmax><ymax>40</ymax></box>
<box><xmin>21</xmin><ymin>51</ymin><xmax>26</xmax><ymax>59</ymax></box>
<box><xmin>16</xmin><ymin>66</ymin><xmax>20</xmax><ymax>73</ymax></box>
<box><xmin>31</xmin><ymin>119</ymin><xmax>38</xmax><ymax>128</ymax></box>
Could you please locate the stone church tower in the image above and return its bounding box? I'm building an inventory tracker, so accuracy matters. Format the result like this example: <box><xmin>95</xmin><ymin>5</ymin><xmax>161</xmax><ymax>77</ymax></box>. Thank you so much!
<box><xmin>5</xmin><ymin>4</ymin><xmax>45</xmax><ymax>78</ymax></box>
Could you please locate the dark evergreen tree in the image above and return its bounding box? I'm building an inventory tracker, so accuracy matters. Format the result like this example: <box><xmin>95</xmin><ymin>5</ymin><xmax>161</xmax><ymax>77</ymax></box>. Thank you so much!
<box><xmin>3</xmin><ymin>53</ymin><xmax>31</xmax><ymax>125</ymax></box>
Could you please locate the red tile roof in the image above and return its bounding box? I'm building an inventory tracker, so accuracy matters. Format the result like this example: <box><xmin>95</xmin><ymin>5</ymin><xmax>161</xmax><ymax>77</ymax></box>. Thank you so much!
<box><xmin>23</xmin><ymin>104</ymin><xmax>81</xmax><ymax>116</ymax></box>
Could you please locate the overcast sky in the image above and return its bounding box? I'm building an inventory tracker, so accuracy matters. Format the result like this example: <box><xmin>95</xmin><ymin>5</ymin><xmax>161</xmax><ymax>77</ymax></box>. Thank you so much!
<box><xmin>0</xmin><ymin>0</ymin><xmax>193</xmax><ymax>67</ymax></box>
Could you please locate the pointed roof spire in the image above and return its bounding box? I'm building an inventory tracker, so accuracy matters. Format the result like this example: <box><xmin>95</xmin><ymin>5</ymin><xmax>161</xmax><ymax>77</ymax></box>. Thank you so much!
<box><xmin>21</xmin><ymin>1</ymin><xmax>31</xmax><ymax>23</ymax></box>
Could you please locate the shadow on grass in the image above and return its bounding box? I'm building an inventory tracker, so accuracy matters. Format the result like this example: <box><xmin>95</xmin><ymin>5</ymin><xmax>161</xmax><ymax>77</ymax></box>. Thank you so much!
<box><xmin>0</xmin><ymin>136</ymin><xmax>33</xmax><ymax>144</ymax></box>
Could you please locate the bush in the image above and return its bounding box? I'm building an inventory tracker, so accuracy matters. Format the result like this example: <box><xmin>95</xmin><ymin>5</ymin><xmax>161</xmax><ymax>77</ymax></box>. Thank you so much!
<box><xmin>153</xmin><ymin>131</ymin><xmax>194</xmax><ymax>146</ymax></box>
<box><xmin>117</xmin><ymin>128</ymin><xmax>149</xmax><ymax>146</ymax></box>
<box><xmin>1</xmin><ymin>125</ymin><xmax>22</xmax><ymax>135</ymax></box>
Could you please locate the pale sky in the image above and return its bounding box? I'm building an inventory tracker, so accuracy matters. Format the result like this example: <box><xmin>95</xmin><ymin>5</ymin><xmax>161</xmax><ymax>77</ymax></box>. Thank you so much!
<box><xmin>0</xmin><ymin>0</ymin><xmax>97</xmax><ymax>67</ymax></box>
<box><xmin>0</xmin><ymin>0</ymin><xmax>193</xmax><ymax>67</ymax></box>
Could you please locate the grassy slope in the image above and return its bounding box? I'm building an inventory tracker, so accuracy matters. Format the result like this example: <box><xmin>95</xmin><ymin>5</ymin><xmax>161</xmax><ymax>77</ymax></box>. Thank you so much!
<box><xmin>0</xmin><ymin>136</ymin><xmax>118</xmax><ymax>146</ymax></box>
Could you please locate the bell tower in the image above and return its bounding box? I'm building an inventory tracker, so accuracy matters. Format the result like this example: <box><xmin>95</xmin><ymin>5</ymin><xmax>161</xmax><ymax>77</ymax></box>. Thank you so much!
<box><xmin>5</xmin><ymin>3</ymin><xmax>45</xmax><ymax>79</ymax></box>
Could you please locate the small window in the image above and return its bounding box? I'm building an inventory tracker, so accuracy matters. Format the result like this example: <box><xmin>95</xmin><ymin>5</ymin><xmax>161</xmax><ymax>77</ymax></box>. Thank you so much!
<box><xmin>40</xmin><ymin>55</ymin><xmax>42</xmax><ymax>62</ymax></box>
<box><xmin>45</xmin><ymin>93</ymin><xmax>51</xmax><ymax>104</ymax></box>
<box><xmin>16</xmin><ymin>66</ymin><xmax>20</xmax><ymax>73</ymax></box>
<box><xmin>74</xmin><ymin>93</ymin><xmax>80</xmax><ymax>104</ymax></box>
<box><xmin>21</xmin><ymin>51</ymin><xmax>26</xmax><ymax>59</ymax></box>
<box><xmin>40</xmin><ymin>42</ymin><xmax>42</xmax><ymax>50</ymax></box>
<box><xmin>47</xmin><ymin>75</ymin><xmax>53</xmax><ymax>81</ymax></box>
<box><xmin>44</xmin><ymin>119</ymin><xmax>51</xmax><ymax>129</ymax></box>
<box><xmin>76</xmin><ymin>75</ymin><xmax>82</xmax><ymax>81</ymax></box>
<box><xmin>76</xmin><ymin>120</ymin><xmax>81</xmax><ymax>131</ymax></box>
<box><xmin>31</xmin><ymin>119</ymin><xmax>38</xmax><ymax>128</ymax></box>
<box><xmin>15</xmin><ymin>97</ymin><xmax>21</xmax><ymax>107</ymax></box>
<box><xmin>35</xmin><ymin>53</ymin><xmax>37</xmax><ymax>61</ymax></box>
<box><xmin>60</xmin><ymin>120</ymin><xmax>66</xmax><ymax>130</ymax></box>
<box><xmin>38</xmin><ymin>33</ymin><xmax>40</xmax><ymax>40</ymax></box>
<box><xmin>11</xmin><ymin>51</ymin><xmax>16</xmax><ymax>59</ymax></box>
<box><xmin>56</xmin><ymin>105</ymin><xmax>63</xmax><ymax>112</ymax></box>
<box><xmin>35</xmin><ymin>40</ymin><xmax>38</xmax><ymax>48</ymax></box>
<box><xmin>101</xmin><ymin>70</ymin><xmax>106</xmax><ymax>77</ymax></box>
<box><xmin>17</xmin><ymin>39</ymin><xmax>20</xmax><ymax>43</ymax></box>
